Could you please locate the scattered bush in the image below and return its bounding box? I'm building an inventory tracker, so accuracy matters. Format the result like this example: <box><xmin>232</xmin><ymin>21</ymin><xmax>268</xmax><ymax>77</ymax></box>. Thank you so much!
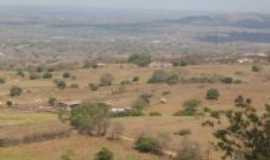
<box><xmin>100</xmin><ymin>73</ymin><xmax>114</xmax><ymax>86</ymax></box>
<box><xmin>29</xmin><ymin>73</ymin><xmax>40</xmax><ymax>80</ymax></box>
<box><xmin>233</xmin><ymin>79</ymin><xmax>242</xmax><ymax>84</ymax></box>
<box><xmin>48</xmin><ymin>97</ymin><xmax>57</xmax><ymax>106</ymax></box>
<box><xmin>131</xmin><ymin>94</ymin><xmax>152</xmax><ymax>115</ymax></box>
<box><xmin>206</xmin><ymin>89</ymin><xmax>220</xmax><ymax>100</ymax></box>
<box><xmin>63</xmin><ymin>72</ymin><xmax>71</xmax><ymax>79</ymax></box>
<box><xmin>162</xmin><ymin>91</ymin><xmax>171</xmax><ymax>96</ymax></box>
<box><xmin>221</xmin><ymin>77</ymin><xmax>233</xmax><ymax>84</ymax></box>
<box><xmin>174</xmin><ymin>99</ymin><xmax>201</xmax><ymax>116</ymax></box>
<box><xmin>173</xmin><ymin>60</ymin><xmax>188</xmax><ymax>67</ymax></box>
<box><xmin>36</xmin><ymin>66</ymin><xmax>44</xmax><ymax>73</ymax></box>
<box><xmin>16</xmin><ymin>69</ymin><xmax>25</xmax><ymax>77</ymax></box>
<box><xmin>55</xmin><ymin>80</ymin><xmax>66</xmax><ymax>89</ymax></box>
<box><xmin>43</xmin><ymin>72</ymin><xmax>52</xmax><ymax>79</ymax></box>
<box><xmin>167</xmin><ymin>74</ymin><xmax>179</xmax><ymax>85</ymax></box>
<box><xmin>134</xmin><ymin>136</ymin><xmax>162</xmax><ymax>155</ymax></box>
<box><xmin>47</xmin><ymin>68</ymin><xmax>55</xmax><ymax>72</ymax></box>
<box><xmin>0</xmin><ymin>77</ymin><xmax>5</xmax><ymax>84</ymax></box>
<box><xmin>107</xmin><ymin>122</ymin><xmax>124</xmax><ymax>140</ymax></box>
<box><xmin>148</xmin><ymin>70</ymin><xmax>168</xmax><ymax>83</ymax></box>
<box><xmin>148</xmin><ymin>70</ymin><xmax>179</xmax><ymax>85</ymax></box>
<box><xmin>6</xmin><ymin>100</ymin><xmax>13</xmax><ymax>107</ymax></box>
<box><xmin>95</xmin><ymin>147</ymin><xmax>114</xmax><ymax>160</ymax></box>
<box><xmin>174</xmin><ymin>129</ymin><xmax>192</xmax><ymax>136</ymax></box>
<box><xmin>61</xmin><ymin>150</ymin><xmax>75</xmax><ymax>160</ymax></box>
<box><xmin>89</xmin><ymin>83</ymin><xmax>99</xmax><ymax>91</ymax></box>
<box><xmin>175</xmin><ymin>140</ymin><xmax>202</xmax><ymax>160</ymax></box>
<box><xmin>128</xmin><ymin>53</ymin><xmax>151</xmax><ymax>67</ymax></box>
<box><xmin>120</xmin><ymin>80</ymin><xmax>131</xmax><ymax>85</ymax></box>
<box><xmin>9</xmin><ymin>86</ymin><xmax>22</xmax><ymax>97</ymax></box>
<box><xmin>132</xmin><ymin>76</ymin><xmax>140</xmax><ymax>82</ymax></box>
<box><xmin>149</xmin><ymin>112</ymin><xmax>162</xmax><ymax>116</ymax></box>
<box><xmin>252</xmin><ymin>65</ymin><xmax>260</xmax><ymax>72</ymax></box>
<box><xmin>70</xmin><ymin>83</ymin><xmax>79</xmax><ymax>88</ymax></box>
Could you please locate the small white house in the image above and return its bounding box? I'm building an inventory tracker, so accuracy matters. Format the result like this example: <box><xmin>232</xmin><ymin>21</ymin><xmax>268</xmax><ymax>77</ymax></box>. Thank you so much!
<box><xmin>97</xmin><ymin>63</ymin><xmax>106</xmax><ymax>68</ymax></box>
<box><xmin>237</xmin><ymin>58</ymin><xmax>253</xmax><ymax>64</ymax></box>
<box><xmin>111</xmin><ymin>107</ymin><xmax>132</xmax><ymax>113</ymax></box>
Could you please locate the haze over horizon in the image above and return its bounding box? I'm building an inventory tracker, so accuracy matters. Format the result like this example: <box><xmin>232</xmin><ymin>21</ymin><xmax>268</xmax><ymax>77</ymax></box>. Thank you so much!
<box><xmin>1</xmin><ymin>0</ymin><xmax>270</xmax><ymax>13</ymax></box>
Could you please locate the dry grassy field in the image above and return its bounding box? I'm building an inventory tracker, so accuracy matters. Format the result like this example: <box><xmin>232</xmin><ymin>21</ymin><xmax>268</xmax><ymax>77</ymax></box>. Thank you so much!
<box><xmin>0</xmin><ymin>63</ymin><xmax>270</xmax><ymax>160</ymax></box>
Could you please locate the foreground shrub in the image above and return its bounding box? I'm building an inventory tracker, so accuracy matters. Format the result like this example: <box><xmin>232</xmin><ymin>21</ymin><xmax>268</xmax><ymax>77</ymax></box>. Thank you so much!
<box><xmin>134</xmin><ymin>136</ymin><xmax>162</xmax><ymax>155</ymax></box>
<box><xmin>128</xmin><ymin>53</ymin><xmax>151</xmax><ymax>67</ymax></box>
<box><xmin>10</xmin><ymin>86</ymin><xmax>22</xmax><ymax>97</ymax></box>
<box><xmin>95</xmin><ymin>147</ymin><xmax>114</xmax><ymax>160</ymax></box>
<box><xmin>206</xmin><ymin>89</ymin><xmax>220</xmax><ymax>100</ymax></box>
<box><xmin>203</xmin><ymin>96</ymin><xmax>270</xmax><ymax>160</ymax></box>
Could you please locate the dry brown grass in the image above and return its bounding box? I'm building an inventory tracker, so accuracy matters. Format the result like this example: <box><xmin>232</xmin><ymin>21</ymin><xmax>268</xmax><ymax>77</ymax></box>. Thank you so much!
<box><xmin>1</xmin><ymin>64</ymin><xmax>270</xmax><ymax>159</ymax></box>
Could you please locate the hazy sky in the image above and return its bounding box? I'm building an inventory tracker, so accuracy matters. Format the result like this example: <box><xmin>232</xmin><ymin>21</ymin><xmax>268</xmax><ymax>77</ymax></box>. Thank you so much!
<box><xmin>2</xmin><ymin>0</ymin><xmax>270</xmax><ymax>13</ymax></box>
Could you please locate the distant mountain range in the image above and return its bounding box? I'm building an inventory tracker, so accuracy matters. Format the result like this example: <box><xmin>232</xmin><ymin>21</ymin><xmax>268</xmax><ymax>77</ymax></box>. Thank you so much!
<box><xmin>163</xmin><ymin>14</ymin><xmax>270</xmax><ymax>29</ymax></box>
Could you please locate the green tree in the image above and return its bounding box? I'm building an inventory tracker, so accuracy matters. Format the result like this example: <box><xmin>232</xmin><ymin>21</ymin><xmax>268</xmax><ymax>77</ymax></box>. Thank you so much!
<box><xmin>134</xmin><ymin>136</ymin><xmax>162</xmax><ymax>155</ymax></box>
<box><xmin>69</xmin><ymin>103</ymin><xmax>111</xmax><ymax>136</ymax></box>
<box><xmin>206</xmin><ymin>88</ymin><xmax>220</xmax><ymax>100</ymax></box>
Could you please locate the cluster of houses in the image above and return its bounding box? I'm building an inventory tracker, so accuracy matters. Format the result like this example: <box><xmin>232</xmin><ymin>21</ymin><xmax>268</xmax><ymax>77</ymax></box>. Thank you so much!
<box><xmin>237</xmin><ymin>52</ymin><xmax>269</xmax><ymax>64</ymax></box>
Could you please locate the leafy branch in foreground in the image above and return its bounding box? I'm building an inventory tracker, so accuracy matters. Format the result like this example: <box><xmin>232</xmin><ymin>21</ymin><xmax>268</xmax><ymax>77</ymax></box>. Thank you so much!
<box><xmin>203</xmin><ymin>96</ymin><xmax>270</xmax><ymax>160</ymax></box>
